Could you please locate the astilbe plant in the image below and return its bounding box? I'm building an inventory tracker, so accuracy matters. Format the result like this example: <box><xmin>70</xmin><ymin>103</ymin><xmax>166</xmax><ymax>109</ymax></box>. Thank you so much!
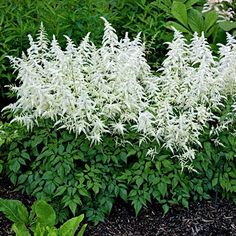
<box><xmin>149</xmin><ymin>30</ymin><xmax>224</xmax><ymax>168</ymax></box>
<box><xmin>4</xmin><ymin>19</ymin><xmax>236</xmax><ymax>167</ymax></box>
<box><xmin>5</xmin><ymin>18</ymin><xmax>155</xmax><ymax>145</ymax></box>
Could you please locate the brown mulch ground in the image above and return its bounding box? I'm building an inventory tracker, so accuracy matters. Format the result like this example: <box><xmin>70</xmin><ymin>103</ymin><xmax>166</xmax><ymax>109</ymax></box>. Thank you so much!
<box><xmin>0</xmin><ymin>176</ymin><xmax>235</xmax><ymax>236</ymax></box>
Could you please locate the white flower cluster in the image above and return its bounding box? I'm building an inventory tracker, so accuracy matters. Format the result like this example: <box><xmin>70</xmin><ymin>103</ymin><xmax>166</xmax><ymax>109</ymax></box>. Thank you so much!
<box><xmin>203</xmin><ymin>0</ymin><xmax>234</xmax><ymax>21</ymax></box>
<box><xmin>5</xmin><ymin>19</ymin><xmax>154</xmax><ymax>145</ymax></box>
<box><xmin>4</xmin><ymin>19</ymin><xmax>236</xmax><ymax>166</ymax></box>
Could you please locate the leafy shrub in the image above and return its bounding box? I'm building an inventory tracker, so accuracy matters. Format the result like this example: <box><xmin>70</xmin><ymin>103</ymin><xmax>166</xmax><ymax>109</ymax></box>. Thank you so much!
<box><xmin>6</xmin><ymin>20</ymin><xmax>236</xmax><ymax>166</ymax></box>
<box><xmin>1</xmin><ymin>116</ymin><xmax>236</xmax><ymax>225</ymax></box>
<box><xmin>156</xmin><ymin>0</ymin><xmax>227</xmax><ymax>50</ymax></box>
<box><xmin>0</xmin><ymin>198</ymin><xmax>87</xmax><ymax>235</ymax></box>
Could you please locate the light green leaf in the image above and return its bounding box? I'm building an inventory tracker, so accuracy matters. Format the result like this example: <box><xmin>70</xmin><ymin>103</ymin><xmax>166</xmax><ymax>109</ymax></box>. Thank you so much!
<box><xmin>33</xmin><ymin>200</ymin><xmax>56</xmax><ymax>227</ymax></box>
<box><xmin>77</xmin><ymin>224</ymin><xmax>87</xmax><ymax>236</ymax></box>
<box><xmin>133</xmin><ymin>199</ymin><xmax>142</xmax><ymax>216</ymax></box>
<box><xmin>162</xmin><ymin>204</ymin><xmax>169</xmax><ymax>214</ymax></box>
<box><xmin>171</xmin><ymin>1</ymin><xmax>188</xmax><ymax>27</ymax></box>
<box><xmin>211</xmin><ymin>178</ymin><xmax>218</xmax><ymax>187</ymax></box>
<box><xmin>59</xmin><ymin>215</ymin><xmax>84</xmax><ymax>236</ymax></box>
<box><xmin>0</xmin><ymin>198</ymin><xmax>28</xmax><ymax>224</ymax></box>
<box><xmin>12</xmin><ymin>223</ymin><xmax>30</xmax><ymax>236</ymax></box>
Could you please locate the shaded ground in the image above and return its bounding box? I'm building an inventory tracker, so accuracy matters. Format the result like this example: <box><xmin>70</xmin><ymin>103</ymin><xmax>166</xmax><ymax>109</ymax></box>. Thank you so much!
<box><xmin>0</xmin><ymin>176</ymin><xmax>235</xmax><ymax>235</ymax></box>
<box><xmin>86</xmin><ymin>199</ymin><xmax>236</xmax><ymax>236</ymax></box>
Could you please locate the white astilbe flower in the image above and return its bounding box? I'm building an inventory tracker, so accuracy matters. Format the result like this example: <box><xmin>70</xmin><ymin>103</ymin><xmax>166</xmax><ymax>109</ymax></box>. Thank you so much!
<box><xmin>218</xmin><ymin>33</ymin><xmax>236</xmax><ymax>96</ymax></box>
<box><xmin>151</xmin><ymin>30</ymin><xmax>224</xmax><ymax>166</ymax></box>
<box><xmin>4</xmin><ymin>19</ymin><xmax>155</xmax><ymax>146</ymax></box>
<box><xmin>5</xmin><ymin>19</ymin><xmax>236</xmax><ymax>166</ymax></box>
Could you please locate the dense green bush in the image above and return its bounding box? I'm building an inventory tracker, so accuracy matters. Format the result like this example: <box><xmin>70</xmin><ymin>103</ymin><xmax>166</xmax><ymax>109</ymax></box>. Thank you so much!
<box><xmin>1</xmin><ymin>115</ymin><xmax>236</xmax><ymax>224</ymax></box>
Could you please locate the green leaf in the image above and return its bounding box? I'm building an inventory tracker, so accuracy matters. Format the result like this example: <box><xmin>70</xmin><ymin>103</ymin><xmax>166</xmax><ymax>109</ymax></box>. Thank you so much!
<box><xmin>59</xmin><ymin>215</ymin><xmax>84</xmax><ymax>236</ymax></box>
<box><xmin>136</xmin><ymin>176</ymin><xmax>144</xmax><ymax>188</ymax></box>
<box><xmin>162</xmin><ymin>204</ymin><xmax>169</xmax><ymax>214</ymax></box>
<box><xmin>182</xmin><ymin>198</ymin><xmax>189</xmax><ymax>208</ymax></box>
<box><xmin>133</xmin><ymin>199</ymin><xmax>142</xmax><ymax>216</ymax></box>
<box><xmin>78</xmin><ymin>188</ymin><xmax>90</xmax><ymax>197</ymax></box>
<box><xmin>77</xmin><ymin>224</ymin><xmax>87</xmax><ymax>236</ymax></box>
<box><xmin>119</xmin><ymin>188</ymin><xmax>128</xmax><ymax>201</ymax></box>
<box><xmin>219</xmin><ymin>21</ymin><xmax>236</xmax><ymax>31</ymax></box>
<box><xmin>172</xmin><ymin>176</ymin><xmax>179</xmax><ymax>189</ymax></box>
<box><xmin>204</xmin><ymin>11</ymin><xmax>218</xmax><ymax>32</ymax></box>
<box><xmin>55</xmin><ymin>186</ymin><xmax>67</xmax><ymax>197</ymax></box>
<box><xmin>0</xmin><ymin>199</ymin><xmax>28</xmax><ymax>224</ymax></box>
<box><xmin>69</xmin><ymin>201</ymin><xmax>77</xmax><ymax>216</ymax></box>
<box><xmin>92</xmin><ymin>185</ymin><xmax>99</xmax><ymax>195</ymax></box>
<box><xmin>33</xmin><ymin>200</ymin><xmax>56</xmax><ymax>227</ymax></box>
<box><xmin>204</xmin><ymin>142</ymin><xmax>212</xmax><ymax>158</ymax></box>
<box><xmin>188</xmin><ymin>8</ymin><xmax>204</xmax><ymax>34</ymax></box>
<box><xmin>171</xmin><ymin>1</ymin><xmax>188</xmax><ymax>27</ymax></box>
<box><xmin>185</xmin><ymin>0</ymin><xmax>199</xmax><ymax>9</ymax></box>
<box><xmin>158</xmin><ymin>182</ymin><xmax>167</xmax><ymax>197</ymax></box>
<box><xmin>195</xmin><ymin>185</ymin><xmax>203</xmax><ymax>195</ymax></box>
<box><xmin>212</xmin><ymin>177</ymin><xmax>218</xmax><ymax>187</ymax></box>
<box><xmin>12</xmin><ymin>223</ymin><xmax>30</xmax><ymax>236</ymax></box>
<box><xmin>127</xmin><ymin>148</ymin><xmax>136</xmax><ymax>157</ymax></box>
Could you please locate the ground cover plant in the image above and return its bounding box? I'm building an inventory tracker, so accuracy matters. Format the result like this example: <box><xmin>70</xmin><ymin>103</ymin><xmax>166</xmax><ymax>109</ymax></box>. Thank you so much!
<box><xmin>0</xmin><ymin>15</ymin><xmax>236</xmax><ymax>230</ymax></box>
<box><xmin>0</xmin><ymin>198</ymin><xmax>87</xmax><ymax>235</ymax></box>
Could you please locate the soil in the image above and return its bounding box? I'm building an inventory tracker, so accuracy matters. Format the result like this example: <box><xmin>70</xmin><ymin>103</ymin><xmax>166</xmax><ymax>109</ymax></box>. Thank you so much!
<box><xmin>0</xmin><ymin>176</ymin><xmax>235</xmax><ymax>236</ymax></box>
<box><xmin>85</xmin><ymin>199</ymin><xmax>236</xmax><ymax>236</ymax></box>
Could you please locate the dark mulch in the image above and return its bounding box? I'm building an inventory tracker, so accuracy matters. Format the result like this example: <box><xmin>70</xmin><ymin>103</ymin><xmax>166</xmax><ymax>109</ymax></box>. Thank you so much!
<box><xmin>0</xmin><ymin>176</ymin><xmax>235</xmax><ymax>236</ymax></box>
<box><xmin>85</xmin><ymin>198</ymin><xmax>236</xmax><ymax>236</ymax></box>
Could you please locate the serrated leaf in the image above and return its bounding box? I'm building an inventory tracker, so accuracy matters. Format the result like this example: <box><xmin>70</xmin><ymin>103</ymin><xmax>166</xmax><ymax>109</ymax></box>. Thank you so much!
<box><xmin>158</xmin><ymin>182</ymin><xmax>167</xmax><ymax>197</ymax></box>
<box><xmin>79</xmin><ymin>188</ymin><xmax>90</xmax><ymax>197</ymax></box>
<box><xmin>136</xmin><ymin>177</ymin><xmax>144</xmax><ymax>188</ymax></box>
<box><xmin>182</xmin><ymin>198</ymin><xmax>189</xmax><ymax>208</ymax></box>
<box><xmin>69</xmin><ymin>201</ymin><xmax>77</xmax><ymax>216</ymax></box>
<box><xmin>119</xmin><ymin>188</ymin><xmax>128</xmax><ymax>201</ymax></box>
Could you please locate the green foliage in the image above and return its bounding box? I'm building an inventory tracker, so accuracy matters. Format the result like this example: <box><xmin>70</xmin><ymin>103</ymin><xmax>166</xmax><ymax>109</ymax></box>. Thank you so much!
<box><xmin>156</xmin><ymin>0</ymin><xmax>226</xmax><ymax>48</ymax></box>
<box><xmin>2</xmin><ymin>115</ymin><xmax>236</xmax><ymax>225</ymax></box>
<box><xmin>0</xmin><ymin>198</ymin><xmax>87</xmax><ymax>236</ymax></box>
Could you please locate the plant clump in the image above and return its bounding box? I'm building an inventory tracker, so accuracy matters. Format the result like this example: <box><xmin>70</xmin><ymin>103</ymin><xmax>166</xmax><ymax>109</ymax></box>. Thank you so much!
<box><xmin>4</xmin><ymin>18</ymin><xmax>236</xmax><ymax>167</ymax></box>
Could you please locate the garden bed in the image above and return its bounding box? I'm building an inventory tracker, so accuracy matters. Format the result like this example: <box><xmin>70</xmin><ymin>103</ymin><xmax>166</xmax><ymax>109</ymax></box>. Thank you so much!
<box><xmin>0</xmin><ymin>176</ymin><xmax>235</xmax><ymax>236</ymax></box>
<box><xmin>85</xmin><ymin>199</ymin><xmax>236</xmax><ymax>236</ymax></box>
